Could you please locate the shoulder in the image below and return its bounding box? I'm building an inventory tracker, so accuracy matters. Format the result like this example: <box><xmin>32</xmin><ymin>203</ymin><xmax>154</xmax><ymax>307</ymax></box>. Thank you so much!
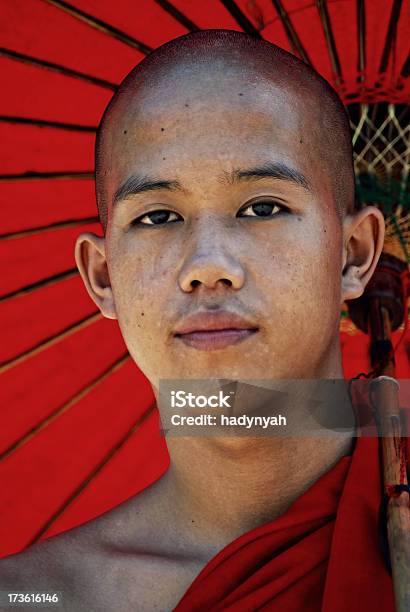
<box><xmin>0</xmin><ymin>519</ymin><xmax>104</xmax><ymax>612</ymax></box>
<box><xmin>0</xmin><ymin>489</ymin><xmax>165</xmax><ymax>608</ymax></box>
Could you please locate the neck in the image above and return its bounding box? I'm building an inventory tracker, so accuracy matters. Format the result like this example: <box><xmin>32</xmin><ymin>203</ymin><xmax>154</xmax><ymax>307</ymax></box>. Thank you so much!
<box><xmin>162</xmin><ymin>434</ymin><xmax>353</xmax><ymax>546</ymax></box>
<box><xmin>154</xmin><ymin>355</ymin><xmax>355</xmax><ymax>549</ymax></box>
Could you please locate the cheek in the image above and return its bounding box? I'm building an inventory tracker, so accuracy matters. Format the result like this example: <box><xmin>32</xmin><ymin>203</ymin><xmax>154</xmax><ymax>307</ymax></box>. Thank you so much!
<box><xmin>109</xmin><ymin>245</ymin><xmax>175</xmax><ymax>338</ymax></box>
<box><xmin>263</xmin><ymin>217</ymin><xmax>342</xmax><ymax>335</ymax></box>
<box><xmin>293</xmin><ymin>220</ymin><xmax>342</xmax><ymax>331</ymax></box>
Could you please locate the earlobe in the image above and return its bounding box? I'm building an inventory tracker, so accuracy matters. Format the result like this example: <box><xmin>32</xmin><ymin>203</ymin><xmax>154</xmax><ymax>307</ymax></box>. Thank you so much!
<box><xmin>74</xmin><ymin>232</ymin><xmax>117</xmax><ymax>320</ymax></box>
<box><xmin>341</xmin><ymin>206</ymin><xmax>385</xmax><ymax>303</ymax></box>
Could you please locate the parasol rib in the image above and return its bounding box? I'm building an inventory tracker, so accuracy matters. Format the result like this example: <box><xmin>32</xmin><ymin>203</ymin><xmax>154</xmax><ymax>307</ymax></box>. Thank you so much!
<box><xmin>153</xmin><ymin>0</ymin><xmax>199</xmax><ymax>31</ymax></box>
<box><xmin>44</xmin><ymin>0</ymin><xmax>152</xmax><ymax>55</ymax></box>
<box><xmin>379</xmin><ymin>0</ymin><xmax>403</xmax><ymax>75</ymax></box>
<box><xmin>0</xmin><ymin>312</ymin><xmax>101</xmax><ymax>373</ymax></box>
<box><xmin>0</xmin><ymin>353</ymin><xmax>130</xmax><ymax>462</ymax></box>
<box><xmin>219</xmin><ymin>0</ymin><xmax>262</xmax><ymax>37</ymax></box>
<box><xmin>0</xmin><ymin>48</ymin><xmax>117</xmax><ymax>91</ymax></box>
<box><xmin>316</xmin><ymin>0</ymin><xmax>342</xmax><ymax>85</ymax></box>
<box><xmin>0</xmin><ymin>268</ymin><xmax>79</xmax><ymax>303</ymax></box>
<box><xmin>400</xmin><ymin>52</ymin><xmax>410</xmax><ymax>78</ymax></box>
<box><xmin>0</xmin><ymin>218</ymin><xmax>99</xmax><ymax>241</ymax></box>
<box><xmin>270</xmin><ymin>0</ymin><xmax>312</xmax><ymax>64</ymax></box>
<box><xmin>25</xmin><ymin>396</ymin><xmax>156</xmax><ymax>546</ymax></box>
<box><xmin>0</xmin><ymin>271</ymin><xmax>78</xmax><ymax>304</ymax></box>
<box><xmin>0</xmin><ymin>172</ymin><xmax>95</xmax><ymax>181</ymax></box>
<box><xmin>357</xmin><ymin>0</ymin><xmax>366</xmax><ymax>80</ymax></box>
<box><xmin>0</xmin><ymin>116</ymin><xmax>96</xmax><ymax>133</ymax></box>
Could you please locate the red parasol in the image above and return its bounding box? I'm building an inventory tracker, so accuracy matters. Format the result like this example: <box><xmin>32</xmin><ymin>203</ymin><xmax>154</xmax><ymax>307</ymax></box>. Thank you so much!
<box><xmin>0</xmin><ymin>0</ymin><xmax>409</xmax><ymax>557</ymax></box>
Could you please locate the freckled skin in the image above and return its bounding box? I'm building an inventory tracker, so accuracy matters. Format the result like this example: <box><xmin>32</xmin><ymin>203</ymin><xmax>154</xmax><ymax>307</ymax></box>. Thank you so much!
<box><xmin>87</xmin><ymin>60</ymin><xmax>377</xmax><ymax>390</ymax></box>
<box><xmin>73</xmin><ymin>51</ymin><xmax>385</xmax><ymax>527</ymax></box>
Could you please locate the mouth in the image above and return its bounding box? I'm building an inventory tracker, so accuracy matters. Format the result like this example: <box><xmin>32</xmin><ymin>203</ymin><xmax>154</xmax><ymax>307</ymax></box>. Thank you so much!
<box><xmin>173</xmin><ymin>311</ymin><xmax>259</xmax><ymax>351</ymax></box>
<box><xmin>175</xmin><ymin>328</ymin><xmax>259</xmax><ymax>351</ymax></box>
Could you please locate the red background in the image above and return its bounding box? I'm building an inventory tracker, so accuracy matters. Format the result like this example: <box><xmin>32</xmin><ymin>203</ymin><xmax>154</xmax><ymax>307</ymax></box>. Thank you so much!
<box><xmin>0</xmin><ymin>0</ymin><xmax>409</xmax><ymax>558</ymax></box>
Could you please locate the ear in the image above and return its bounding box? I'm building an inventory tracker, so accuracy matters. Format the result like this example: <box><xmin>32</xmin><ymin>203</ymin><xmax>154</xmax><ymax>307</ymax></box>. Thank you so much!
<box><xmin>74</xmin><ymin>232</ymin><xmax>117</xmax><ymax>319</ymax></box>
<box><xmin>341</xmin><ymin>205</ymin><xmax>385</xmax><ymax>303</ymax></box>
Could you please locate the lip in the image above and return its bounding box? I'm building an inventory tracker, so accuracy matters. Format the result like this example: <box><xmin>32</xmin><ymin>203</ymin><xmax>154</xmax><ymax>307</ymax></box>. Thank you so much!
<box><xmin>173</xmin><ymin>311</ymin><xmax>259</xmax><ymax>351</ymax></box>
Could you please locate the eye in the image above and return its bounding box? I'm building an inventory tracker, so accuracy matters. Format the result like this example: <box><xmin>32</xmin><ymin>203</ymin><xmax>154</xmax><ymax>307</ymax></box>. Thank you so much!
<box><xmin>237</xmin><ymin>200</ymin><xmax>287</xmax><ymax>218</ymax></box>
<box><xmin>131</xmin><ymin>209</ymin><xmax>183</xmax><ymax>226</ymax></box>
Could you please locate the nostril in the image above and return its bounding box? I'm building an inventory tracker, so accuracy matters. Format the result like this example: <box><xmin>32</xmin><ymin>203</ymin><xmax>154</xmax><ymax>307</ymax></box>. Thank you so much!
<box><xmin>190</xmin><ymin>278</ymin><xmax>232</xmax><ymax>289</ymax></box>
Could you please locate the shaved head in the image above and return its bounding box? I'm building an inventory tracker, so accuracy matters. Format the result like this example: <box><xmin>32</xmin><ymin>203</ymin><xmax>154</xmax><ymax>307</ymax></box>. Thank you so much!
<box><xmin>76</xmin><ymin>28</ymin><xmax>385</xmax><ymax>386</ymax></box>
<box><xmin>95</xmin><ymin>29</ymin><xmax>354</xmax><ymax>231</ymax></box>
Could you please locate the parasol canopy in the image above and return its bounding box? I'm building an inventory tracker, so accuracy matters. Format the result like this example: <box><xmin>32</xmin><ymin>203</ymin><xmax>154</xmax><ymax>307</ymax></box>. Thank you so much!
<box><xmin>0</xmin><ymin>0</ymin><xmax>409</xmax><ymax>557</ymax></box>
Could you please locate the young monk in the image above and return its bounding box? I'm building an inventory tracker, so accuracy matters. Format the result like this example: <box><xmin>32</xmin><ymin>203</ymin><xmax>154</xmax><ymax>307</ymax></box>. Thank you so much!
<box><xmin>0</xmin><ymin>29</ymin><xmax>393</xmax><ymax>611</ymax></box>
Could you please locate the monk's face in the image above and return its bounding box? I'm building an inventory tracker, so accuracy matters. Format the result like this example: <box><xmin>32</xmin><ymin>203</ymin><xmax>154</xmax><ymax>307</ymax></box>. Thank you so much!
<box><xmin>100</xmin><ymin>61</ymin><xmax>346</xmax><ymax>387</ymax></box>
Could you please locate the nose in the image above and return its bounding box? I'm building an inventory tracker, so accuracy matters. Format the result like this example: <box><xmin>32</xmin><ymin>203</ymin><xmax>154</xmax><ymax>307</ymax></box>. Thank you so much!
<box><xmin>178</xmin><ymin>246</ymin><xmax>246</xmax><ymax>293</ymax></box>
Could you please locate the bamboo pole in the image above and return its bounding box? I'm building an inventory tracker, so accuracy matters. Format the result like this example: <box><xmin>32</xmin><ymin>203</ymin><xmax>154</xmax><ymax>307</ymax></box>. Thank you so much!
<box><xmin>369</xmin><ymin>305</ymin><xmax>410</xmax><ymax>612</ymax></box>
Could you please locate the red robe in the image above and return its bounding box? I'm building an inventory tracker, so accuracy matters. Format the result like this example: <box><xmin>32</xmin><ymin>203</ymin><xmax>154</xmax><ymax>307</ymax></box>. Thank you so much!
<box><xmin>174</xmin><ymin>433</ymin><xmax>396</xmax><ymax>611</ymax></box>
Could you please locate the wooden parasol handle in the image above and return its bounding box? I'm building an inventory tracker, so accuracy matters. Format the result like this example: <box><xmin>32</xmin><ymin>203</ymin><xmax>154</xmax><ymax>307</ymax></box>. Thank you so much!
<box><xmin>348</xmin><ymin>253</ymin><xmax>410</xmax><ymax>611</ymax></box>
<box><xmin>370</xmin><ymin>374</ymin><xmax>410</xmax><ymax>612</ymax></box>
<box><xmin>367</xmin><ymin>296</ymin><xmax>410</xmax><ymax>612</ymax></box>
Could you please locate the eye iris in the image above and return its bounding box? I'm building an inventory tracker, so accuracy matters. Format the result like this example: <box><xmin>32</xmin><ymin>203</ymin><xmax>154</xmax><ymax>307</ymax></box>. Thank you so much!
<box><xmin>148</xmin><ymin>210</ymin><xmax>171</xmax><ymax>224</ymax></box>
<box><xmin>252</xmin><ymin>202</ymin><xmax>275</xmax><ymax>216</ymax></box>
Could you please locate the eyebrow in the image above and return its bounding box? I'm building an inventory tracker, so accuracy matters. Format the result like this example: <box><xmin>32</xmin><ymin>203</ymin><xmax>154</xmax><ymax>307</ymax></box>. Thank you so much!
<box><xmin>113</xmin><ymin>161</ymin><xmax>311</xmax><ymax>206</ymax></box>
<box><xmin>224</xmin><ymin>161</ymin><xmax>310</xmax><ymax>191</ymax></box>
<box><xmin>113</xmin><ymin>175</ymin><xmax>183</xmax><ymax>205</ymax></box>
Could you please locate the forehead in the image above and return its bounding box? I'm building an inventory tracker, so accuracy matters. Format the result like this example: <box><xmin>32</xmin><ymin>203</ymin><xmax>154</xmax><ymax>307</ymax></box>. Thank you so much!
<box><xmin>103</xmin><ymin>61</ymin><xmax>326</xmax><ymax>200</ymax></box>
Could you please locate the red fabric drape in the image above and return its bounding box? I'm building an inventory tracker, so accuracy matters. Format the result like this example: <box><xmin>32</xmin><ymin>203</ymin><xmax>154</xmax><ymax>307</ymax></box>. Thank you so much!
<box><xmin>175</xmin><ymin>431</ymin><xmax>398</xmax><ymax>611</ymax></box>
